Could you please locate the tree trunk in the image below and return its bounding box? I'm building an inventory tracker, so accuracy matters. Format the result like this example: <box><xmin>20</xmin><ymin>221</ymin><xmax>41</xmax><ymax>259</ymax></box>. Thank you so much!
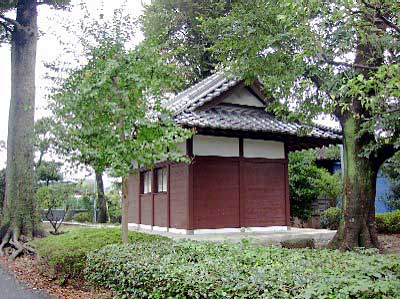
<box><xmin>95</xmin><ymin>170</ymin><xmax>107</xmax><ymax>223</ymax></box>
<box><xmin>121</xmin><ymin>177</ymin><xmax>129</xmax><ymax>244</ymax></box>
<box><xmin>4</xmin><ymin>0</ymin><xmax>38</xmax><ymax>239</ymax></box>
<box><xmin>329</xmin><ymin>116</ymin><xmax>380</xmax><ymax>250</ymax></box>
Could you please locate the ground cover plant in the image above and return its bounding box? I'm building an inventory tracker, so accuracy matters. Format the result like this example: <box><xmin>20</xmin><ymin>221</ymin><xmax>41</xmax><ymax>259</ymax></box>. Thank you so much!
<box><xmin>85</xmin><ymin>240</ymin><xmax>400</xmax><ymax>299</ymax></box>
<box><xmin>29</xmin><ymin>227</ymin><xmax>169</xmax><ymax>279</ymax></box>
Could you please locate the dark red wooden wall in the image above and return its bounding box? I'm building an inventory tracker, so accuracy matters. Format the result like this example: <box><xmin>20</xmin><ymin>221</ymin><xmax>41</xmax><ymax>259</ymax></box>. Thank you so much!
<box><xmin>192</xmin><ymin>157</ymin><xmax>288</xmax><ymax>229</ymax></box>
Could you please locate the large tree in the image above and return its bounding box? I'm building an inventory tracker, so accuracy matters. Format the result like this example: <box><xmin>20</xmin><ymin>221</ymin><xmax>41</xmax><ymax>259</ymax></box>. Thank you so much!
<box><xmin>141</xmin><ymin>0</ymin><xmax>239</xmax><ymax>86</ymax></box>
<box><xmin>0</xmin><ymin>0</ymin><xmax>69</xmax><ymax>258</ymax></box>
<box><xmin>206</xmin><ymin>0</ymin><xmax>399</xmax><ymax>249</ymax></box>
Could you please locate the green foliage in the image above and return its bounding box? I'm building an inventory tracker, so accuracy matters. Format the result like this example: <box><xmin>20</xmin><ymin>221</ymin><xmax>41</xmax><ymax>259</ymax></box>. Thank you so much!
<box><xmin>29</xmin><ymin>228</ymin><xmax>169</xmax><ymax>279</ymax></box>
<box><xmin>50</xmin><ymin>7</ymin><xmax>192</xmax><ymax>177</ymax></box>
<box><xmin>36</xmin><ymin>182</ymin><xmax>76</xmax><ymax>233</ymax></box>
<box><xmin>376</xmin><ymin>210</ymin><xmax>400</xmax><ymax>234</ymax></box>
<box><xmin>106</xmin><ymin>183</ymin><xmax>122</xmax><ymax>223</ymax></box>
<box><xmin>141</xmin><ymin>0</ymin><xmax>239</xmax><ymax>86</ymax></box>
<box><xmin>35</xmin><ymin>160</ymin><xmax>63</xmax><ymax>186</ymax></box>
<box><xmin>36</xmin><ymin>183</ymin><xmax>76</xmax><ymax>211</ymax></box>
<box><xmin>289</xmin><ymin>150</ymin><xmax>340</xmax><ymax>221</ymax></box>
<box><xmin>72</xmin><ymin>212</ymin><xmax>91</xmax><ymax>223</ymax></box>
<box><xmin>320</xmin><ymin>207</ymin><xmax>342</xmax><ymax>230</ymax></box>
<box><xmin>85</xmin><ymin>240</ymin><xmax>400</xmax><ymax>299</ymax></box>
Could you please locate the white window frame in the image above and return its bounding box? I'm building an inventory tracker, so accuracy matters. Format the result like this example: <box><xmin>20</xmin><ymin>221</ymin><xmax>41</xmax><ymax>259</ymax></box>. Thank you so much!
<box><xmin>143</xmin><ymin>171</ymin><xmax>152</xmax><ymax>194</ymax></box>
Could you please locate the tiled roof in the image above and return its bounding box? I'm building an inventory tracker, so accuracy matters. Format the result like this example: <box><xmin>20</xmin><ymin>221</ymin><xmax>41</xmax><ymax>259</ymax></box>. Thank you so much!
<box><xmin>165</xmin><ymin>73</ymin><xmax>239</xmax><ymax>114</ymax></box>
<box><xmin>165</xmin><ymin>72</ymin><xmax>342</xmax><ymax>142</ymax></box>
<box><xmin>175</xmin><ymin>104</ymin><xmax>341</xmax><ymax>140</ymax></box>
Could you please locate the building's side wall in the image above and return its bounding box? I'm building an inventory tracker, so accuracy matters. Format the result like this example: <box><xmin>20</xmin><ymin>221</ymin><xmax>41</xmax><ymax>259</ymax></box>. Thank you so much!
<box><xmin>243</xmin><ymin>139</ymin><xmax>285</xmax><ymax>159</ymax></box>
<box><xmin>127</xmin><ymin>172</ymin><xmax>140</xmax><ymax>224</ymax></box>
<box><xmin>193</xmin><ymin>158</ymin><xmax>240</xmax><ymax>229</ymax></box>
<box><xmin>221</xmin><ymin>87</ymin><xmax>264</xmax><ymax>107</ymax></box>
<box><xmin>140</xmin><ymin>194</ymin><xmax>153</xmax><ymax>226</ymax></box>
<box><xmin>169</xmin><ymin>163</ymin><xmax>190</xmax><ymax>229</ymax></box>
<box><xmin>154</xmin><ymin>193</ymin><xmax>168</xmax><ymax>227</ymax></box>
<box><xmin>241</xmin><ymin>161</ymin><xmax>287</xmax><ymax>226</ymax></box>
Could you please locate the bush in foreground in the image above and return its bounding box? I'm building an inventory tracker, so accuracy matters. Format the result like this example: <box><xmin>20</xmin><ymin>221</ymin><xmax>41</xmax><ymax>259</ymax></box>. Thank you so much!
<box><xmin>85</xmin><ymin>241</ymin><xmax>400</xmax><ymax>299</ymax></box>
<box><xmin>376</xmin><ymin>210</ymin><xmax>400</xmax><ymax>234</ymax></box>
<box><xmin>29</xmin><ymin>228</ymin><xmax>169</xmax><ymax>278</ymax></box>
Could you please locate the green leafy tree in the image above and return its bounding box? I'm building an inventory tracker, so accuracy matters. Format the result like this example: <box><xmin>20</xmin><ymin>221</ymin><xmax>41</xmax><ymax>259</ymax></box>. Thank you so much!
<box><xmin>35</xmin><ymin>160</ymin><xmax>63</xmax><ymax>186</ymax></box>
<box><xmin>289</xmin><ymin>150</ymin><xmax>341</xmax><ymax>223</ymax></box>
<box><xmin>141</xmin><ymin>0</ymin><xmax>239</xmax><ymax>86</ymax></box>
<box><xmin>34</xmin><ymin>117</ymin><xmax>56</xmax><ymax>169</ymax></box>
<box><xmin>36</xmin><ymin>183</ymin><xmax>75</xmax><ymax>234</ymax></box>
<box><xmin>206</xmin><ymin>0</ymin><xmax>399</xmax><ymax>249</ymax></box>
<box><xmin>0</xmin><ymin>0</ymin><xmax>70</xmax><ymax>259</ymax></box>
<box><xmin>51</xmin><ymin>39</ymin><xmax>192</xmax><ymax>242</ymax></box>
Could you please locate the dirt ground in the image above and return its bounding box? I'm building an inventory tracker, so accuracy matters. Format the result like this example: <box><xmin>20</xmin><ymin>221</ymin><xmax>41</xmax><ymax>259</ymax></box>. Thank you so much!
<box><xmin>379</xmin><ymin>234</ymin><xmax>400</xmax><ymax>254</ymax></box>
<box><xmin>0</xmin><ymin>256</ymin><xmax>112</xmax><ymax>299</ymax></box>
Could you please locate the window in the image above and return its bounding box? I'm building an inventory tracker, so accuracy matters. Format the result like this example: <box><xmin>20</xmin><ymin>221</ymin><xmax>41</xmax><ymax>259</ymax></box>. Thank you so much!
<box><xmin>142</xmin><ymin>171</ymin><xmax>152</xmax><ymax>194</ymax></box>
<box><xmin>156</xmin><ymin>167</ymin><xmax>168</xmax><ymax>192</ymax></box>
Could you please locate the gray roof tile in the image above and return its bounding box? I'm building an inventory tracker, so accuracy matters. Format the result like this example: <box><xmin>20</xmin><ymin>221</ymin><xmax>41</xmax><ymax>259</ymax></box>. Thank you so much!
<box><xmin>175</xmin><ymin>105</ymin><xmax>341</xmax><ymax>140</ymax></box>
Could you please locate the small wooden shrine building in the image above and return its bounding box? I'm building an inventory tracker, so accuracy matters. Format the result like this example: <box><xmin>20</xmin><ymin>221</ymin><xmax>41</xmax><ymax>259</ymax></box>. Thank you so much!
<box><xmin>127</xmin><ymin>73</ymin><xmax>341</xmax><ymax>234</ymax></box>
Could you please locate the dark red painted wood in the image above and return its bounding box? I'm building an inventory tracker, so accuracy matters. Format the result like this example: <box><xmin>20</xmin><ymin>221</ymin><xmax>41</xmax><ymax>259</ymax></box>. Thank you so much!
<box><xmin>140</xmin><ymin>194</ymin><xmax>153</xmax><ymax>225</ymax></box>
<box><xmin>242</xmin><ymin>161</ymin><xmax>286</xmax><ymax>227</ymax></box>
<box><xmin>127</xmin><ymin>172</ymin><xmax>139</xmax><ymax>224</ymax></box>
<box><xmin>154</xmin><ymin>193</ymin><xmax>168</xmax><ymax>227</ymax></box>
<box><xmin>193</xmin><ymin>158</ymin><xmax>240</xmax><ymax>229</ymax></box>
<box><xmin>169</xmin><ymin>163</ymin><xmax>189</xmax><ymax>229</ymax></box>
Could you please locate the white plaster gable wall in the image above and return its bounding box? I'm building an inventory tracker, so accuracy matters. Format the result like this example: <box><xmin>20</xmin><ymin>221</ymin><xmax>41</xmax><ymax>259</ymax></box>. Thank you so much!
<box><xmin>193</xmin><ymin>135</ymin><xmax>239</xmax><ymax>157</ymax></box>
<box><xmin>174</xmin><ymin>141</ymin><xmax>187</xmax><ymax>155</ymax></box>
<box><xmin>222</xmin><ymin>87</ymin><xmax>264</xmax><ymax>107</ymax></box>
<box><xmin>243</xmin><ymin>139</ymin><xmax>285</xmax><ymax>159</ymax></box>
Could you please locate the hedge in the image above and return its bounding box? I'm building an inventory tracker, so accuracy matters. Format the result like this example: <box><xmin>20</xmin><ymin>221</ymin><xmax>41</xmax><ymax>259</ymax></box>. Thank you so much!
<box><xmin>85</xmin><ymin>241</ymin><xmax>400</xmax><ymax>299</ymax></box>
<box><xmin>376</xmin><ymin>210</ymin><xmax>400</xmax><ymax>233</ymax></box>
<box><xmin>320</xmin><ymin>207</ymin><xmax>341</xmax><ymax>230</ymax></box>
<box><xmin>29</xmin><ymin>228</ymin><xmax>169</xmax><ymax>279</ymax></box>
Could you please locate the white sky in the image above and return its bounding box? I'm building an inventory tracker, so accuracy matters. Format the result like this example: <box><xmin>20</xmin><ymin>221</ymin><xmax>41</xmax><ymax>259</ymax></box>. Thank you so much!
<box><xmin>0</xmin><ymin>0</ymin><xmax>145</xmax><ymax>175</ymax></box>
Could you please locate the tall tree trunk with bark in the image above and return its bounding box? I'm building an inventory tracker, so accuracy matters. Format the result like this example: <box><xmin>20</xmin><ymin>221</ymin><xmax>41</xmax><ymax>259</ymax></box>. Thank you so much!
<box><xmin>329</xmin><ymin>114</ymin><xmax>380</xmax><ymax>249</ymax></box>
<box><xmin>121</xmin><ymin>177</ymin><xmax>129</xmax><ymax>244</ymax></box>
<box><xmin>95</xmin><ymin>170</ymin><xmax>108</xmax><ymax>223</ymax></box>
<box><xmin>1</xmin><ymin>0</ymin><xmax>38</xmax><ymax>260</ymax></box>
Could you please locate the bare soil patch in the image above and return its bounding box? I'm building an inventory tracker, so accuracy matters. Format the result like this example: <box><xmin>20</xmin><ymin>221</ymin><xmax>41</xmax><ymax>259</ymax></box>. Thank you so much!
<box><xmin>0</xmin><ymin>255</ymin><xmax>112</xmax><ymax>299</ymax></box>
<box><xmin>379</xmin><ymin>233</ymin><xmax>400</xmax><ymax>254</ymax></box>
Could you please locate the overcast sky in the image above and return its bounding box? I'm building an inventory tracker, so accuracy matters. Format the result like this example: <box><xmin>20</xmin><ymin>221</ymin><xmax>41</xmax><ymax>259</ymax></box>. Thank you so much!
<box><xmin>0</xmin><ymin>0</ymin><xmax>145</xmax><ymax>171</ymax></box>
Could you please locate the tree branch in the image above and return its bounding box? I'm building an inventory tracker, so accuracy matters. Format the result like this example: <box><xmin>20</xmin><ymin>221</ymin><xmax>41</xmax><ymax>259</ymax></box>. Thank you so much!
<box><xmin>322</xmin><ymin>55</ymin><xmax>379</xmax><ymax>70</ymax></box>
<box><xmin>0</xmin><ymin>20</ymin><xmax>12</xmax><ymax>37</ymax></box>
<box><xmin>372</xmin><ymin>143</ymin><xmax>398</xmax><ymax>168</ymax></box>
<box><xmin>0</xmin><ymin>15</ymin><xmax>26</xmax><ymax>33</ymax></box>
<box><xmin>361</xmin><ymin>0</ymin><xmax>400</xmax><ymax>34</ymax></box>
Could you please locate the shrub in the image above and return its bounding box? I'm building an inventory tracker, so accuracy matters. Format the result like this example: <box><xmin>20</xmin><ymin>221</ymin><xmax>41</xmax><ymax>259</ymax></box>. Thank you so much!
<box><xmin>320</xmin><ymin>207</ymin><xmax>341</xmax><ymax>229</ymax></box>
<box><xmin>29</xmin><ymin>228</ymin><xmax>169</xmax><ymax>279</ymax></box>
<box><xmin>85</xmin><ymin>241</ymin><xmax>400</xmax><ymax>299</ymax></box>
<box><xmin>376</xmin><ymin>210</ymin><xmax>400</xmax><ymax>233</ymax></box>
<box><xmin>72</xmin><ymin>212</ymin><xmax>91</xmax><ymax>223</ymax></box>
<box><xmin>281</xmin><ymin>238</ymin><xmax>315</xmax><ymax>249</ymax></box>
